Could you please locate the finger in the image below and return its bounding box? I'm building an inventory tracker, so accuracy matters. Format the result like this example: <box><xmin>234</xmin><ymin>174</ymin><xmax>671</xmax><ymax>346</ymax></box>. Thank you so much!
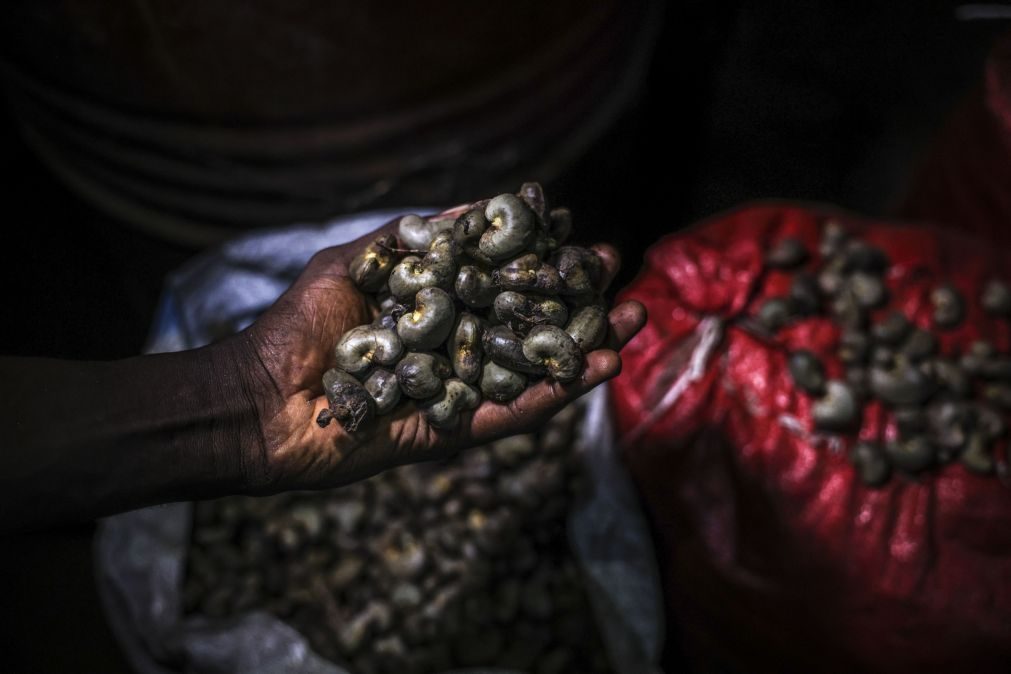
<box><xmin>604</xmin><ymin>300</ymin><xmax>647</xmax><ymax>350</ymax></box>
<box><xmin>591</xmin><ymin>242</ymin><xmax>621</xmax><ymax>292</ymax></box>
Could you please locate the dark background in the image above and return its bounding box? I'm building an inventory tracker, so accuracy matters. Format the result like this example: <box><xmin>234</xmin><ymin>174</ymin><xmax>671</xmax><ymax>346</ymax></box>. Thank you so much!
<box><xmin>0</xmin><ymin>3</ymin><xmax>1004</xmax><ymax>672</ymax></box>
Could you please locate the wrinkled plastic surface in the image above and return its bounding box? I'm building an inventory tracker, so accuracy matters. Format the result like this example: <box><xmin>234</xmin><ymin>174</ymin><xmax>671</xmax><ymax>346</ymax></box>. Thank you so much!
<box><xmin>94</xmin><ymin>209</ymin><xmax>662</xmax><ymax>674</ymax></box>
<box><xmin>611</xmin><ymin>203</ymin><xmax>1011</xmax><ymax>673</ymax></box>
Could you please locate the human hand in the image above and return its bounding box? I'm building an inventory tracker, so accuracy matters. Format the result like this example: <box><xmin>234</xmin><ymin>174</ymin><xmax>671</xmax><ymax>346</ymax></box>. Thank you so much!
<box><xmin>229</xmin><ymin>217</ymin><xmax>646</xmax><ymax>493</ymax></box>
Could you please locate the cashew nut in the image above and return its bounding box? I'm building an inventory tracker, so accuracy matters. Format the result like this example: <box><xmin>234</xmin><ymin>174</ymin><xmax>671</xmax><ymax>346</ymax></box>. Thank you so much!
<box><xmin>518</xmin><ymin>182</ymin><xmax>547</xmax><ymax>220</ymax></box>
<box><xmin>372</xmin><ymin>302</ymin><xmax>408</xmax><ymax>331</ymax></box>
<box><xmin>363</xmin><ymin>368</ymin><xmax>401</xmax><ymax>415</ymax></box>
<box><xmin>348</xmin><ymin>234</ymin><xmax>399</xmax><ymax>292</ymax></box>
<box><xmin>398</xmin><ymin>213</ymin><xmax>454</xmax><ymax>251</ymax></box>
<box><xmin>493</xmin><ymin>291</ymin><xmax>568</xmax><ymax>334</ymax></box>
<box><xmin>318</xmin><ymin>368</ymin><xmax>374</xmax><ymax>431</ymax></box>
<box><xmin>396</xmin><ymin>352</ymin><xmax>453</xmax><ymax>399</ymax></box>
<box><xmin>396</xmin><ymin>287</ymin><xmax>456</xmax><ymax>350</ymax></box>
<box><xmin>455</xmin><ymin>264</ymin><xmax>498</xmax><ymax>308</ymax></box>
<box><xmin>521</xmin><ymin>324</ymin><xmax>583</xmax><ymax>383</ymax></box>
<box><xmin>388</xmin><ymin>232</ymin><xmax>458</xmax><ymax>301</ymax></box>
<box><xmin>480</xmin><ymin>194</ymin><xmax>535</xmax><ymax>262</ymax></box>
<box><xmin>479</xmin><ymin>360</ymin><xmax>527</xmax><ymax>403</ymax></box>
<box><xmin>551</xmin><ymin>246</ymin><xmax>602</xmax><ymax>295</ymax></box>
<box><xmin>548</xmin><ymin>207</ymin><xmax>572</xmax><ymax>247</ymax></box>
<box><xmin>564</xmin><ymin>304</ymin><xmax>608</xmax><ymax>353</ymax></box>
<box><xmin>482</xmin><ymin>325</ymin><xmax>546</xmax><ymax>376</ymax></box>
<box><xmin>419</xmin><ymin>379</ymin><xmax>481</xmax><ymax>429</ymax></box>
<box><xmin>449</xmin><ymin>313</ymin><xmax>484</xmax><ymax>384</ymax></box>
<box><xmin>495</xmin><ymin>253</ymin><xmax>563</xmax><ymax>294</ymax></box>
<box><xmin>335</xmin><ymin>325</ymin><xmax>404</xmax><ymax>377</ymax></box>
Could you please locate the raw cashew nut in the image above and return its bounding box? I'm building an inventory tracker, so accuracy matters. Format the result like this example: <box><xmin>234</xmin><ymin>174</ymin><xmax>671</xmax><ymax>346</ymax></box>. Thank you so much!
<box><xmin>548</xmin><ymin>208</ymin><xmax>572</xmax><ymax>246</ymax></box>
<box><xmin>335</xmin><ymin>326</ymin><xmax>404</xmax><ymax>377</ymax></box>
<box><xmin>449</xmin><ymin>313</ymin><xmax>484</xmax><ymax>384</ymax></box>
<box><xmin>482</xmin><ymin>325</ymin><xmax>546</xmax><ymax>376</ymax></box>
<box><xmin>363</xmin><ymin>368</ymin><xmax>401</xmax><ymax>415</ymax></box>
<box><xmin>455</xmin><ymin>265</ymin><xmax>498</xmax><ymax>308</ymax></box>
<box><xmin>419</xmin><ymin>379</ymin><xmax>481</xmax><ymax>429</ymax></box>
<box><xmin>521</xmin><ymin>324</ymin><xmax>583</xmax><ymax>383</ymax></box>
<box><xmin>551</xmin><ymin>246</ymin><xmax>603</xmax><ymax>296</ymax></box>
<box><xmin>372</xmin><ymin>302</ymin><xmax>408</xmax><ymax>331</ymax></box>
<box><xmin>397</xmin><ymin>287</ymin><xmax>456</xmax><ymax>350</ymax></box>
<box><xmin>564</xmin><ymin>304</ymin><xmax>608</xmax><ymax>353</ymax></box>
<box><xmin>493</xmin><ymin>291</ymin><xmax>568</xmax><ymax>334</ymax></box>
<box><xmin>480</xmin><ymin>194</ymin><xmax>535</xmax><ymax>262</ymax></box>
<box><xmin>388</xmin><ymin>232</ymin><xmax>458</xmax><ymax>301</ymax></box>
<box><xmin>348</xmin><ymin>234</ymin><xmax>399</xmax><ymax>292</ymax></box>
<box><xmin>398</xmin><ymin>213</ymin><xmax>454</xmax><ymax>251</ymax></box>
<box><xmin>453</xmin><ymin>207</ymin><xmax>494</xmax><ymax>265</ymax></box>
<box><xmin>495</xmin><ymin>254</ymin><xmax>563</xmax><ymax>294</ymax></box>
<box><xmin>396</xmin><ymin>352</ymin><xmax>453</xmax><ymax>399</ymax></box>
<box><xmin>518</xmin><ymin>182</ymin><xmax>547</xmax><ymax>220</ymax></box>
<box><xmin>479</xmin><ymin>360</ymin><xmax>527</xmax><ymax>403</ymax></box>
<box><xmin>318</xmin><ymin>368</ymin><xmax>374</xmax><ymax>431</ymax></box>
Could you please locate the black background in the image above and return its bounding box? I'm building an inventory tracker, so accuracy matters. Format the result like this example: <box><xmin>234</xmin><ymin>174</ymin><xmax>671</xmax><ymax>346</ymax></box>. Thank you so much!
<box><xmin>0</xmin><ymin>3</ymin><xmax>1003</xmax><ymax>672</ymax></box>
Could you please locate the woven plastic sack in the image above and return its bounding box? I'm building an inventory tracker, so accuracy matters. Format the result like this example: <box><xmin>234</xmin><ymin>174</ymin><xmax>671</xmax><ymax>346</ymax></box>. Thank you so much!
<box><xmin>611</xmin><ymin>203</ymin><xmax>1011</xmax><ymax>673</ymax></box>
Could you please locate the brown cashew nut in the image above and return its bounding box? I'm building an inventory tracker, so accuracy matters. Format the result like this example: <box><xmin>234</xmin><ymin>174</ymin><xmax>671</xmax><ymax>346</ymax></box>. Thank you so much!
<box><xmin>318</xmin><ymin>368</ymin><xmax>375</xmax><ymax>431</ymax></box>
<box><xmin>564</xmin><ymin>304</ymin><xmax>608</xmax><ymax>353</ymax></box>
<box><xmin>419</xmin><ymin>379</ymin><xmax>481</xmax><ymax>429</ymax></box>
<box><xmin>551</xmin><ymin>246</ymin><xmax>603</xmax><ymax>296</ymax></box>
<box><xmin>493</xmin><ymin>291</ymin><xmax>568</xmax><ymax>334</ymax></box>
<box><xmin>521</xmin><ymin>324</ymin><xmax>584</xmax><ymax>383</ymax></box>
<box><xmin>449</xmin><ymin>313</ymin><xmax>484</xmax><ymax>384</ymax></box>
<box><xmin>455</xmin><ymin>265</ymin><xmax>498</xmax><ymax>308</ymax></box>
<box><xmin>482</xmin><ymin>325</ymin><xmax>547</xmax><ymax>376</ymax></box>
<box><xmin>388</xmin><ymin>232</ymin><xmax>458</xmax><ymax>301</ymax></box>
<box><xmin>397</xmin><ymin>213</ymin><xmax>455</xmax><ymax>251</ymax></box>
<box><xmin>396</xmin><ymin>352</ymin><xmax>453</xmax><ymax>399</ymax></box>
<box><xmin>363</xmin><ymin>368</ymin><xmax>401</xmax><ymax>415</ymax></box>
<box><xmin>396</xmin><ymin>287</ymin><xmax>456</xmax><ymax>350</ymax></box>
<box><xmin>480</xmin><ymin>194</ymin><xmax>536</xmax><ymax>262</ymax></box>
<box><xmin>479</xmin><ymin>360</ymin><xmax>527</xmax><ymax>403</ymax></box>
<box><xmin>495</xmin><ymin>254</ymin><xmax>563</xmax><ymax>294</ymax></box>
<box><xmin>335</xmin><ymin>325</ymin><xmax>404</xmax><ymax>378</ymax></box>
<box><xmin>348</xmin><ymin>234</ymin><xmax>399</xmax><ymax>292</ymax></box>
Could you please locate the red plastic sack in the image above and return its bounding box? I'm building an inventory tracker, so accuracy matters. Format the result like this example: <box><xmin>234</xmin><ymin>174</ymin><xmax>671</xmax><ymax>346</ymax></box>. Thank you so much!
<box><xmin>899</xmin><ymin>32</ymin><xmax>1011</xmax><ymax>247</ymax></box>
<box><xmin>612</xmin><ymin>203</ymin><xmax>1011</xmax><ymax>673</ymax></box>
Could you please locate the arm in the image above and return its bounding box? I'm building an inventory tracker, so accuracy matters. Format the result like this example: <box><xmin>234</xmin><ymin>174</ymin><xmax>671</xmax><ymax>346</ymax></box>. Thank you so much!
<box><xmin>0</xmin><ymin>223</ymin><xmax>645</xmax><ymax>532</ymax></box>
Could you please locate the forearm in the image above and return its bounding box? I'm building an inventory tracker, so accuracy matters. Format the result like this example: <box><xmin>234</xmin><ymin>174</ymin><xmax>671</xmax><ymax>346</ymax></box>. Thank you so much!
<box><xmin>0</xmin><ymin>337</ymin><xmax>264</xmax><ymax>531</ymax></box>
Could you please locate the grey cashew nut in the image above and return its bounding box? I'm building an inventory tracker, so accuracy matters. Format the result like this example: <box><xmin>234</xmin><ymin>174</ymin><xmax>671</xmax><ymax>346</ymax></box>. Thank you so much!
<box><xmin>518</xmin><ymin>182</ymin><xmax>547</xmax><ymax>220</ymax></box>
<box><xmin>551</xmin><ymin>246</ymin><xmax>603</xmax><ymax>296</ymax></box>
<box><xmin>452</xmin><ymin>207</ymin><xmax>495</xmax><ymax>265</ymax></box>
<box><xmin>388</xmin><ymin>232</ymin><xmax>458</xmax><ymax>301</ymax></box>
<box><xmin>482</xmin><ymin>325</ymin><xmax>546</xmax><ymax>376</ymax></box>
<box><xmin>335</xmin><ymin>325</ymin><xmax>404</xmax><ymax>378</ymax></box>
<box><xmin>397</xmin><ymin>287</ymin><xmax>456</xmax><ymax>350</ymax></box>
<box><xmin>495</xmin><ymin>254</ymin><xmax>563</xmax><ymax>294</ymax></box>
<box><xmin>548</xmin><ymin>208</ymin><xmax>572</xmax><ymax>247</ymax></box>
<box><xmin>372</xmin><ymin>302</ymin><xmax>408</xmax><ymax>331</ymax></box>
<box><xmin>398</xmin><ymin>213</ymin><xmax>455</xmax><ymax>251</ymax></box>
<box><xmin>318</xmin><ymin>368</ymin><xmax>374</xmax><ymax>431</ymax></box>
<box><xmin>479</xmin><ymin>360</ymin><xmax>527</xmax><ymax>403</ymax></box>
<box><xmin>493</xmin><ymin>291</ymin><xmax>568</xmax><ymax>334</ymax></box>
<box><xmin>455</xmin><ymin>265</ymin><xmax>498</xmax><ymax>308</ymax></box>
<box><xmin>449</xmin><ymin>313</ymin><xmax>484</xmax><ymax>384</ymax></box>
<box><xmin>363</xmin><ymin>368</ymin><xmax>401</xmax><ymax>415</ymax></box>
<box><xmin>521</xmin><ymin>324</ymin><xmax>583</xmax><ymax>383</ymax></box>
<box><xmin>564</xmin><ymin>304</ymin><xmax>608</xmax><ymax>353</ymax></box>
<box><xmin>348</xmin><ymin>234</ymin><xmax>399</xmax><ymax>292</ymax></box>
<box><xmin>396</xmin><ymin>352</ymin><xmax>453</xmax><ymax>399</ymax></box>
<box><xmin>420</xmin><ymin>379</ymin><xmax>481</xmax><ymax>429</ymax></box>
<box><xmin>480</xmin><ymin>194</ymin><xmax>535</xmax><ymax>262</ymax></box>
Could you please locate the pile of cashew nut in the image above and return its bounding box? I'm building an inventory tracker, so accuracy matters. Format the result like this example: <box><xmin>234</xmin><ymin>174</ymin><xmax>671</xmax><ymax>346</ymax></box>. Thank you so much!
<box><xmin>317</xmin><ymin>183</ymin><xmax>610</xmax><ymax>432</ymax></box>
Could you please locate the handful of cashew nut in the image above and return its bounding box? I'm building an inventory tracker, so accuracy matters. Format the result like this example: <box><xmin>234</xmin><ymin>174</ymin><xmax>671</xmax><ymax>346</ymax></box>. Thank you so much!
<box><xmin>319</xmin><ymin>182</ymin><xmax>611</xmax><ymax>432</ymax></box>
